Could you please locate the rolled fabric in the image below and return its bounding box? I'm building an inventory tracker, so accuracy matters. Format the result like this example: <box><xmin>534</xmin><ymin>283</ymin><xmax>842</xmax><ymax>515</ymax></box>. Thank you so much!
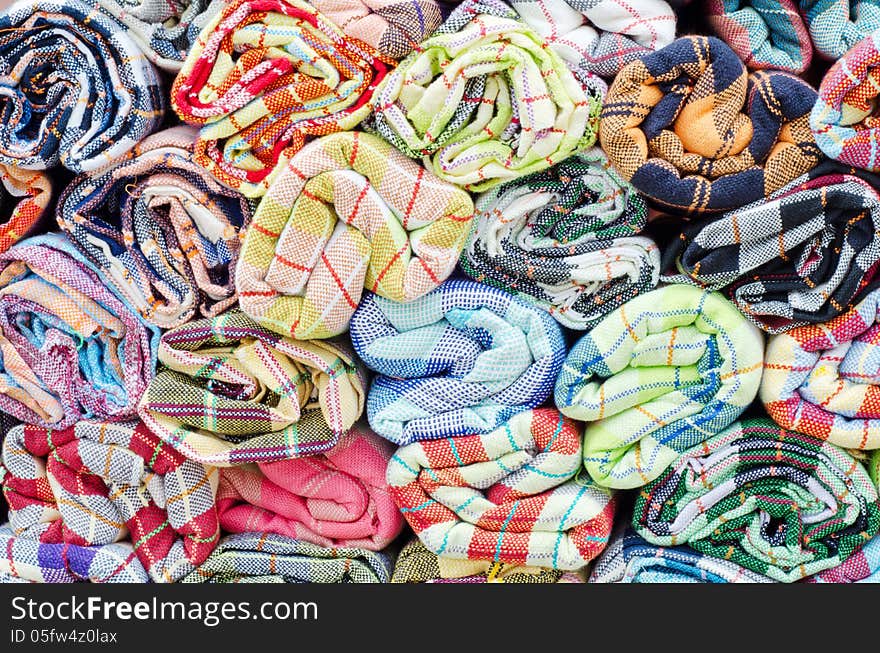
<box><xmin>0</xmin><ymin>165</ymin><xmax>50</xmax><ymax>254</ymax></box>
<box><xmin>138</xmin><ymin>310</ymin><xmax>366</xmax><ymax>466</ymax></box>
<box><xmin>634</xmin><ymin>418</ymin><xmax>880</xmax><ymax>582</ymax></box>
<box><xmin>56</xmin><ymin>126</ymin><xmax>254</xmax><ymax>329</ymax></box>
<box><xmin>370</xmin><ymin>0</ymin><xmax>602</xmax><ymax>192</ymax></box>
<box><xmin>662</xmin><ymin>162</ymin><xmax>880</xmax><ymax>333</ymax></box>
<box><xmin>181</xmin><ymin>532</ymin><xmax>391</xmax><ymax>582</ymax></box>
<box><xmin>349</xmin><ymin>279</ymin><xmax>566</xmax><ymax>444</ymax></box>
<box><xmin>0</xmin><ymin>234</ymin><xmax>159</xmax><ymax>429</ymax></box>
<box><xmin>236</xmin><ymin>131</ymin><xmax>474</xmax><ymax>340</ymax></box>
<box><xmin>807</xmin><ymin>535</ymin><xmax>880</xmax><ymax>583</ymax></box>
<box><xmin>459</xmin><ymin>147</ymin><xmax>660</xmax><ymax>330</ymax></box>
<box><xmin>171</xmin><ymin>0</ymin><xmax>393</xmax><ymax>198</ymax></box>
<box><xmin>217</xmin><ymin>423</ymin><xmax>403</xmax><ymax>550</ymax></box>
<box><xmin>0</xmin><ymin>0</ymin><xmax>165</xmax><ymax>172</ymax></box>
<box><xmin>599</xmin><ymin>35</ymin><xmax>821</xmax><ymax>215</ymax></box>
<box><xmin>386</xmin><ymin>408</ymin><xmax>616</xmax><ymax>570</ymax></box>
<box><xmin>555</xmin><ymin>284</ymin><xmax>764</xmax><ymax>489</ymax></box>
<box><xmin>0</xmin><ymin>421</ymin><xmax>220</xmax><ymax>583</ymax></box>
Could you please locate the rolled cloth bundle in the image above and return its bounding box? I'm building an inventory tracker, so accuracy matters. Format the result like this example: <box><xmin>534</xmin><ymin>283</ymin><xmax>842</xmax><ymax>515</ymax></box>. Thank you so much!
<box><xmin>634</xmin><ymin>418</ymin><xmax>880</xmax><ymax>582</ymax></box>
<box><xmin>56</xmin><ymin>126</ymin><xmax>254</xmax><ymax>329</ymax></box>
<box><xmin>386</xmin><ymin>408</ymin><xmax>616</xmax><ymax>570</ymax></box>
<box><xmin>807</xmin><ymin>535</ymin><xmax>880</xmax><ymax>583</ymax></box>
<box><xmin>663</xmin><ymin>162</ymin><xmax>880</xmax><ymax>334</ymax></box>
<box><xmin>181</xmin><ymin>532</ymin><xmax>391</xmax><ymax>582</ymax></box>
<box><xmin>236</xmin><ymin>131</ymin><xmax>474</xmax><ymax>340</ymax></box>
<box><xmin>370</xmin><ymin>0</ymin><xmax>602</xmax><ymax>192</ymax></box>
<box><xmin>0</xmin><ymin>234</ymin><xmax>159</xmax><ymax>429</ymax></box>
<box><xmin>349</xmin><ymin>279</ymin><xmax>566</xmax><ymax>444</ymax></box>
<box><xmin>217</xmin><ymin>423</ymin><xmax>403</xmax><ymax>550</ymax></box>
<box><xmin>459</xmin><ymin>147</ymin><xmax>659</xmax><ymax>330</ymax></box>
<box><xmin>138</xmin><ymin>310</ymin><xmax>366</xmax><ymax>466</ymax></box>
<box><xmin>0</xmin><ymin>421</ymin><xmax>220</xmax><ymax>583</ymax></box>
<box><xmin>599</xmin><ymin>35</ymin><xmax>821</xmax><ymax>215</ymax></box>
<box><xmin>0</xmin><ymin>0</ymin><xmax>165</xmax><ymax>172</ymax></box>
<box><xmin>171</xmin><ymin>0</ymin><xmax>393</xmax><ymax>197</ymax></box>
<box><xmin>555</xmin><ymin>284</ymin><xmax>764</xmax><ymax>489</ymax></box>
<box><xmin>0</xmin><ymin>166</ymin><xmax>51</xmax><ymax>253</ymax></box>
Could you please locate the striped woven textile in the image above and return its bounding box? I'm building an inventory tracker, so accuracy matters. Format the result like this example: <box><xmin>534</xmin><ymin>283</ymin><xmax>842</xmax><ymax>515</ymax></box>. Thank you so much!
<box><xmin>663</xmin><ymin>162</ymin><xmax>880</xmax><ymax>334</ymax></box>
<box><xmin>218</xmin><ymin>423</ymin><xmax>403</xmax><ymax>550</ymax></box>
<box><xmin>370</xmin><ymin>0</ymin><xmax>602</xmax><ymax>192</ymax></box>
<box><xmin>349</xmin><ymin>279</ymin><xmax>566</xmax><ymax>444</ymax></box>
<box><xmin>0</xmin><ymin>166</ymin><xmax>51</xmax><ymax>254</ymax></box>
<box><xmin>599</xmin><ymin>35</ymin><xmax>821</xmax><ymax>215</ymax></box>
<box><xmin>386</xmin><ymin>408</ymin><xmax>616</xmax><ymax>570</ymax></box>
<box><xmin>0</xmin><ymin>0</ymin><xmax>165</xmax><ymax>173</ymax></box>
<box><xmin>236</xmin><ymin>131</ymin><xmax>474</xmax><ymax>340</ymax></box>
<box><xmin>807</xmin><ymin>535</ymin><xmax>880</xmax><ymax>583</ymax></box>
<box><xmin>555</xmin><ymin>284</ymin><xmax>764</xmax><ymax>489</ymax></box>
<box><xmin>460</xmin><ymin>147</ymin><xmax>659</xmax><ymax>331</ymax></box>
<box><xmin>634</xmin><ymin>418</ymin><xmax>880</xmax><ymax>582</ymax></box>
<box><xmin>181</xmin><ymin>532</ymin><xmax>392</xmax><ymax>583</ymax></box>
<box><xmin>0</xmin><ymin>421</ymin><xmax>220</xmax><ymax>583</ymax></box>
<box><xmin>171</xmin><ymin>0</ymin><xmax>393</xmax><ymax>198</ymax></box>
<box><xmin>0</xmin><ymin>234</ymin><xmax>160</xmax><ymax>429</ymax></box>
<box><xmin>391</xmin><ymin>537</ymin><xmax>586</xmax><ymax>583</ymax></box>
<box><xmin>138</xmin><ymin>310</ymin><xmax>366</xmax><ymax>466</ymax></box>
<box><xmin>56</xmin><ymin>126</ymin><xmax>254</xmax><ymax>329</ymax></box>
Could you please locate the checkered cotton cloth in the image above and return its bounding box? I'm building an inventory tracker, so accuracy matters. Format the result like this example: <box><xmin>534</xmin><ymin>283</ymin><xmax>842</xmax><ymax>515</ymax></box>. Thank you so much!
<box><xmin>236</xmin><ymin>131</ymin><xmax>474</xmax><ymax>341</ymax></box>
<box><xmin>807</xmin><ymin>534</ymin><xmax>880</xmax><ymax>583</ymax></box>
<box><xmin>555</xmin><ymin>284</ymin><xmax>764</xmax><ymax>489</ymax></box>
<box><xmin>460</xmin><ymin>147</ymin><xmax>660</xmax><ymax>331</ymax></box>
<box><xmin>599</xmin><ymin>35</ymin><xmax>821</xmax><ymax>215</ymax></box>
<box><xmin>56</xmin><ymin>126</ymin><xmax>254</xmax><ymax>329</ymax></box>
<box><xmin>370</xmin><ymin>0</ymin><xmax>602</xmax><ymax>193</ymax></box>
<box><xmin>0</xmin><ymin>165</ymin><xmax>51</xmax><ymax>254</ymax></box>
<box><xmin>218</xmin><ymin>423</ymin><xmax>404</xmax><ymax>551</ymax></box>
<box><xmin>386</xmin><ymin>408</ymin><xmax>616</xmax><ymax>570</ymax></box>
<box><xmin>180</xmin><ymin>532</ymin><xmax>392</xmax><ymax>582</ymax></box>
<box><xmin>634</xmin><ymin>418</ymin><xmax>880</xmax><ymax>583</ymax></box>
<box><xmin>138</xmin><ymin>310</ymin><xmax>366</xmax><ymax>466</ymax></box>
<box><xmin>0</xmin><ymin>234</ymin><xmax>160</xmax><ymax>429</ymax></box>
<box><xmin>1</xmin><ymin>421</ymin><xmax>220</xmax><ymax>583</ymax></box>
<box><xmin>349</xmin><ymin>278</ymin><xmax>566</xmax><ymax>444</ymax></box>
<box><xmin>171</xmin><ymin>0</ymin><xmax>393</xmax><ymax>198</ymax></box>
<box><xmin>0</xmin><ymin>0</ymin><xmax>165</xmax><ymax>173</ymax></box>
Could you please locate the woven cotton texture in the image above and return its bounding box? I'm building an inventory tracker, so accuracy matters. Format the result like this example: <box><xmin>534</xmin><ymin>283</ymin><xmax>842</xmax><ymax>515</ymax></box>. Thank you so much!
<box><xmin>57</xmin><ymin>126</ymin><xmax>254</xmax><ymax>329</ymax></box>
<box><xmin>387</xmin><ymin>408</ymin><xmax>615</xmax><ymax>570</ymax></box>
<box><xmin>0</xmin><ymin>166</ymin><xmax>51</xmax><ymax>254</ymax></box>
<box><xmin>138</xmin><ymin>310</ymin><xmax>366</xmax><ymax>466</ymax></box>
<box><xmin>171</xmin><ymin>0</ymin><xmax>393</xmax><ymax>198</ymax></box>
<box><xmin>460</xmin><ymin>147</ymin><xmax>659</xmax><ymax>330</ymax></box>
<box><xmin>218</xmin><ymin>423</ymin><xmax>403</xmax><ymax>550</ymax></box>
<box><xmin>634</xmin><ymin>418</ymin><xmax>880</xmax><ymax>582</ymax></box>
<box><xmin>350</xmin><ymin>278</ymin><xmax>566</xmax><ymax>445</ymax></box>
<box><xmin>0</xmin><ymin>0</ymin><xmax>165</xmax><ymax>173</ymax></box>
<box><xmin>236</xmin><ymin>131</ymin><xmax>474</xmax><ymax>340</ymax></box>
<box><xmin>807</xmin><ymin>535</ymin><xmax>880</xmax><ymax>583</ymax></box>
<box><xmin>555</xmin><ymin>284</ymin><xmax>764</xmax><ymax>489</ymax></box>
<box><xmin>599</xmin><ymin>35</ymin><xmax>821</xmax><ymax>215</ymax></box>
<box><xmin>1</xmin><ymin>421</ymin><xmax>220</xmax><ymax>583</ymax></box>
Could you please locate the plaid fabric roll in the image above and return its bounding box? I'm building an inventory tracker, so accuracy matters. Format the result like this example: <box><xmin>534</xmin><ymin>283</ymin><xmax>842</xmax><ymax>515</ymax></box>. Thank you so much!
<box><xmin>236</xmin><ymin>131</ymin><xmax>474</xmax><ymax>340</ymax></box>
<box><xmin>56</xmin><ymin>127</ymin><xmax>254</xmax><ymax>329</ymax></box>
<box><xmin>181</xmin><ymin>532</ymin><xmax>391</xmax><ymax>582</ymax></box>
<box><xmin>663</xmin><ymin>162</ymin><xmax>880</xmax><ymax>334</ymax></box>
<box><xmin>370</xmin><ymin>0</ymin><xmax>602</xmax><ymax>192</ymax></box>
<box><xmin>391</xmin><ymin>537</ymin><xmax>586</xmax><ymax>583</ymax></box>
<box><xmin>0</xmin><ymin>0</ymin><xmax>165</xmax><ymax>173</ymax></box>
<box><xmin>1</xmin><ymin>421</ymin><xmax>220</xmax><ymax>583</ymax></box>
<box><xmin>555</xmin><ymin>284</ymin><xmax>764</xmax><ymax>489</ymax></box>
<box><xmin>459</xmin><ymin>147</ymin><xmax>660</xmax><ymax>331</ymax></box>
<box><xmin>171</xmin><ymin>0</ymin><xmax>393</xmax><ymax>198</ymax></box>
<box><xmin>0</xmin><ymin>165</ymin><xmax>51</xmax><ymax>254</ymax></box>
<box><xmin>634</xmin><ymin>418</ymin><xmax>880</xmax><ymax>582</ymax></box>
<box><xmin>138</xmin><ymin>310</ymin><xmax>366</xmax><ymax>466</ymax></box>
<box><xmin>599</xmin><ymin>35</ymin><xmax>821</xmax><ymax>216</ymax></box>
<box><xmin>807</xmin><ymin>535</ymin><xmax>880</xmax><ymax>583</ymax></box>
<box><xmin>386</xmin><ymin>408</ymin><xmax>616</xmax><ymax>570</ymax></box>
<box><xmin>349</xmin><ymin>278</ymin><xmax>566</xmax><ymax>444</ymax></box>
<box><xmin>217</xmin><ymin>423</ymin><xmax>403</xmax><ymax>550</ymax></box>
<box><xmin>0</xmin><ymin>234</ymin><xmax>159</xmax><ymax>429</ymax></box>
